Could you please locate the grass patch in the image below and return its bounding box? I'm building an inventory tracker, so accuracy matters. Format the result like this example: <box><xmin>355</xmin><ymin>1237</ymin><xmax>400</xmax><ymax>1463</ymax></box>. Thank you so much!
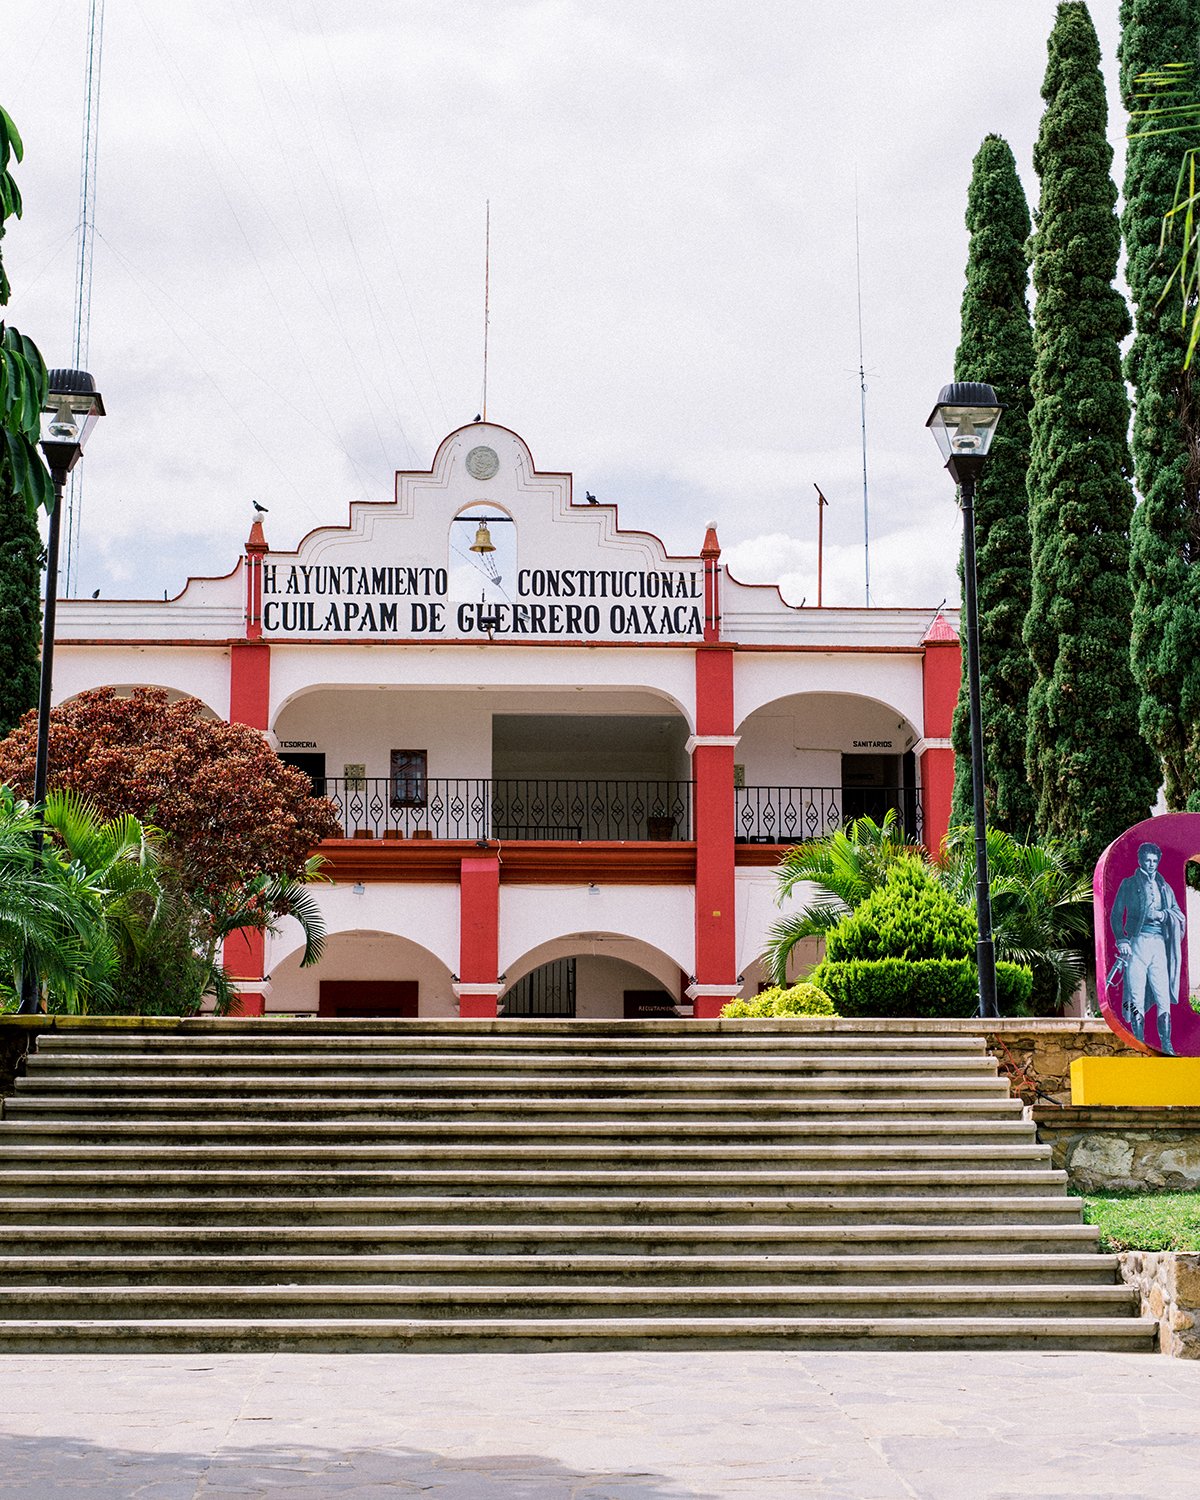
<box><xmin>1079</xmin><ymin>1191</ymin><xmax>1200</xmax><ymax>1252</ymax></box>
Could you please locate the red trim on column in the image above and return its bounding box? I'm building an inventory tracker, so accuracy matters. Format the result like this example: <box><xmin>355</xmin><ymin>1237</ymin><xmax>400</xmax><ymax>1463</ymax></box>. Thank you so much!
<box><xmin>244</xmin><ymin>518</ymin><xmax>268</xmax><ymax>641</ymax></box>
<box><xmin>223</xmin><ymin>928</ymin><xmax>266</xmax><ymax>1017</ymax></box>
<box><xmin>693</xmin><ymin>645</ymin><xmax>737</xmax><ymax>1018</ymax></box>
<box><xmin>920</xmin><ymin>747</ymin><xmax>956</xmax><ymax>859</ymax></box>
<box><xmin>921</xmin><ymin>615</ymin><xmax>961</xmax><ymax>856</ymax></box>
<box><xmin>459</xmin><ymin>855</ymin><xmax>500</xmax><ymax>1017</ymax></box>
<box><xmin>701</xmin><ymin>524</ymin><xmax>721</xmax><ymax>643</ymax></box>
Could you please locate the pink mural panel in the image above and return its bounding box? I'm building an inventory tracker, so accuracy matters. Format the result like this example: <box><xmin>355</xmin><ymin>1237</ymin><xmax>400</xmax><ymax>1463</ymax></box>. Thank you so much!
<box><xmin>1094</xmin><ymin>813</ymin><xmax>1200</xmax><ymax>1058</ymax></box>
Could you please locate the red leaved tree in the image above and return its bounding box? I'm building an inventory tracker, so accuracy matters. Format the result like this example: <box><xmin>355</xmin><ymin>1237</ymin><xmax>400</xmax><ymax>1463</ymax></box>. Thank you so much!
<box><xmin>0</xmin><ymin>687</ymin><xmax>340</xmax><ymax>900</ymax></box>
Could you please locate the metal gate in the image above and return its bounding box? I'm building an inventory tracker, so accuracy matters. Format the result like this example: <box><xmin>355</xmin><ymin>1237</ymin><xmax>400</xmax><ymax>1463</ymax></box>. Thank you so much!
<box><xmin>500</xmin><ymin>958</ymin><xmax>577</xmax><ymax>1018</ymax></box>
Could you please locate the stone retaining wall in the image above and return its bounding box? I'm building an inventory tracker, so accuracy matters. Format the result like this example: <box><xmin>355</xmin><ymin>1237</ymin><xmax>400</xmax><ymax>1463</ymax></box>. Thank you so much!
<box><xmin>1118</xmin><ymin>1252</ymin><xmax>1200</xmax><ymax>1357</ymax></box>
<box><xmin>1033</xmin><ymin>1107</ymin><xmax>1200</xmax><ymax>1192</ymax></box>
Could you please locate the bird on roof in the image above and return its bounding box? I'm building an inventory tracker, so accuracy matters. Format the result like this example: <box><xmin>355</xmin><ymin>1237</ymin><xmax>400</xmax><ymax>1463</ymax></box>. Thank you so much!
<box><xmin>586</xmin><ymin>491</ymin><xmax>598</xmax><ymax>505</ymax></box>
<box><xmin>252</xmin><ymin>500</ymin><xmax>269</xmax><ymax>514</ymax></box>
<box><xmin>474</xmin><ymin>413</ymin><xmax>482</xmax><ymax>423</ymax></box>
<box><xmin>91</xmin><ymin>589</ymin><xmax>100</xmax><ymax>599</ymax></box>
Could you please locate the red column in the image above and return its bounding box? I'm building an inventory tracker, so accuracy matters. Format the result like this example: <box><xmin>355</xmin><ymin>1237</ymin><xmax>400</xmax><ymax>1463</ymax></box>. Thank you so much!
<box><xmin>223</xmin><ymin>519</ymin><xmax>273</xmax><ymax>1015</ymax></box>
<box><xmin>690</xmin><ymin>633</ymin><xmax>740</xmax><ymax>1018</ymax></box>
<box><xmin>457</xmin><ymin>855</ymin><xmax>501</xmax><ymax>1017</ymax></box>
<box><xmin>920</xmin><ymin>613</ymin><xmax>961</xmax><ymax>858</ymax></box>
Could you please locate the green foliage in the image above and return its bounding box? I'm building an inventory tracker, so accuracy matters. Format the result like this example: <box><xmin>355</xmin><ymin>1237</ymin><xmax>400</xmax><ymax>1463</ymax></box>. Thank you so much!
<box><xmin>1082</xmin><ymin>1191</ymin><xmax>1200</xmax><ymax>1252</ymax></box>
<box><xmin>720</xmin><ymin>982</ymin><xmax>837</xmax><ymax>1018</ymax></box>
<box><xmin>808</xmin><ymin>957</ymin><xmax>1032</xmax><ymax>1018</ymax></box>
<box><xmin>940</xmin><ymin>825</ymin><xmax>1093</xmax><ymax>1012</ymax></box>
<box><xmin>1121</xmin><ymin>7</ymin><xmax>1200</xmax><ymax>810</ymax></box>
<box><xmin>0</xmin><ymin>103</ymin><xmax>48</xmax><ymax>740</ymax></box>
<box><xmin>824</xmin><ymin>860</ymin><xmax>977</xmax><ymax>963</ymax></box>
<box><xmin>765</xmin><ymin>810</ymin><xmax>915</xmax><ymax>983</ymax></box>
<box><xmin>949</xmin><ymin>135</ymin><xmax>1037</xmax><ymax>836</ymax></box>
<box><xmin>1023</xmin><ymin>2</ymin><xmax>1159</xmax><ymax>869</ymax></box>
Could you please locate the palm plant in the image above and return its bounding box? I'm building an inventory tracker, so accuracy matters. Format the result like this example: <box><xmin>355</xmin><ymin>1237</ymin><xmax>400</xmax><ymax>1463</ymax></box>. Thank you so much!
<box><xmin>939</xmin><ymin>826</ymin><xmax>1093</xmax><ymax>1011</ymax></box>
<box><xmin>765</xmin><ymin>810</ymin><xmax>926</xmax><ymax>983</ymax></box>
<box><xmin>0</xmin><ymin>788</ymin><xmax>115</xmax><ymax>1011</ymax></box>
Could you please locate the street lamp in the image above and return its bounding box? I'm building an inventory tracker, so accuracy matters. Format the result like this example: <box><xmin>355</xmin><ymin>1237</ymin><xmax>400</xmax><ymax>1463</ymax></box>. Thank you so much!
<box><xmin>18</xmin><ymin>369</ymin><xmax>104</xmax><ymax>1013</ymax></box>
<box><xmin>926</xmin><ymin>381</ymin><xmax>1002</xmax><ymax>1020</ymax></box>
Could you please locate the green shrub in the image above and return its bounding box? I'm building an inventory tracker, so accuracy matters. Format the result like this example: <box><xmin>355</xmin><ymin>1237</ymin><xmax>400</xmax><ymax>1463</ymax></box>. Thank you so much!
<box><xmin>824</xmin><ymin>859</ymin><xmax>977</xmax><ymax>963</ymax></box>
<box><xmin>721</xmin><ymin>982</ymin><xmax>837</xmax><ymax>1018</ymax></box>
<box><xmin>808</xmin><ymin>957</ymin><xmax>1032</xmax><ymax>1018</ymax></box>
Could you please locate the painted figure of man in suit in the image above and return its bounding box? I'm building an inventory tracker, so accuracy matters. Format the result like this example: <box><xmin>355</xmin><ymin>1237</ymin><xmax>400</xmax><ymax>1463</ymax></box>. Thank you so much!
<box><xmin>1109</xmin><ymin>842</ymin><xmax>1186</xmax><ymax>1054</ymax></box>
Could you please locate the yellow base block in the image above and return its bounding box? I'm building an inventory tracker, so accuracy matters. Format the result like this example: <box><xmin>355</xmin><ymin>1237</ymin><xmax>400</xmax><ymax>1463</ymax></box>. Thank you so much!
<box><xmin>1070</xmin><ymin>1055</ymin><xmax>1200</xmax><ymax>1106</ymax></box>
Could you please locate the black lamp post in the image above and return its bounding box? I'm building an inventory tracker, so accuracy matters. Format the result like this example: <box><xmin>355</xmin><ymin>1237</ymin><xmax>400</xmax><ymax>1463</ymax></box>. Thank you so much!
<box><xmin>17</xmin><ymin>369</ymin><xmax>104</xmax><ymax>1014</ymax></box>
<box><xmin>926</xmin><ymin>381</ymin><xmax>1002</xmax><ymax>1020</ymax></box>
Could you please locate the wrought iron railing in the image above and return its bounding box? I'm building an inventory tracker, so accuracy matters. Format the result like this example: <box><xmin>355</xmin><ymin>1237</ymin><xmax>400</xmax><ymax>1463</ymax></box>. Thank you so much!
<box><xmin>321</xmin><ymin>778</ymin><xmax>693</xmax><ymax>841</ymax></box>
<box><xmin>734</xmin><ymin>785</ymin><xmax>922</xmax><ymax>845</ymax></box>
<box><xmin>318</xmin><ymin>778</ymin><xmax>918</xmax><ymax>844</ymax></box>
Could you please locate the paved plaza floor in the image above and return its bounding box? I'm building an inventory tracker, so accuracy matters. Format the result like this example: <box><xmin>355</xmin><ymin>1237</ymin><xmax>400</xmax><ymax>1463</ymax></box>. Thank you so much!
<box><xmin>0</xmin><ymin>1349</ymin><xmax>1197</xmax><ymax>1498</ymax></box>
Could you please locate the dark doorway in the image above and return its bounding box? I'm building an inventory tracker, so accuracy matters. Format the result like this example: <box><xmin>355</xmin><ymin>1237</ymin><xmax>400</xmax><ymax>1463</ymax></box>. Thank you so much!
<box><xmin>623</xmin><ymin>989</ymin><xmax>677</xmax><ymax>1018</ymax></box>
<box><xmin>281</xmin><ymin>752</ymin><xmax>327</xmax><ymax>795</ymax></box>
<box><xmin>317</xmin><ymin>980</ymin><xmax>419</xmax><ymax>1017</ymax></box>
<box><xmin>841</xmin><ymin>751</ymin><xmax>903</xmax><ymax>825</ymax></box>
<box><xmin>501</xmin><ymin>959</ymin><xmax>576</xmax><ymax>1017</ymax></box>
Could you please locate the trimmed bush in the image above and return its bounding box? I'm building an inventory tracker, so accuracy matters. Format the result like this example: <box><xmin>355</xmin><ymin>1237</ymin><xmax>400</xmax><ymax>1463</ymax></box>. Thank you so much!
<box><xmin>721</xmin><ymin>982</ymin><xmax>837</xmax><ymax>1019</ymax></box>
<box><xmin>809</xmin><ymin>957</ymin><xmax>1033</xmax><ymax>1018</ymax></box>
<box><xmin>824</xmin><ymin>860</ymin><xmax>977</xmax><ymax>963</ymax></box>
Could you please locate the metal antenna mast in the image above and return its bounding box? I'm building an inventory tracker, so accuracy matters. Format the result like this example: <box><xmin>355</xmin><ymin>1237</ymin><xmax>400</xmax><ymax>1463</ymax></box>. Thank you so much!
<box><xmin>481</xmin><ymin>200</ymin><xmax>490</xmax><ymax>422</ymax></box>
<box><xmin>64</xmin><ymin>0</ymin><xmax>105</xmax><ymax>597</ymax></box>
<box><xmin>855</xmin><ymin>177</ymin><xmax>872</xmax><ymax>607</ymax></box>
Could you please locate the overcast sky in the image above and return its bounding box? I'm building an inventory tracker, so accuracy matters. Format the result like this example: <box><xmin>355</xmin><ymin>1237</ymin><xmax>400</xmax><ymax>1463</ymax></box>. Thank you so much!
<box><xmin>3</xmin><ymin>1</ymin><xmax>1126</xmax><ymax>608</ymax></box>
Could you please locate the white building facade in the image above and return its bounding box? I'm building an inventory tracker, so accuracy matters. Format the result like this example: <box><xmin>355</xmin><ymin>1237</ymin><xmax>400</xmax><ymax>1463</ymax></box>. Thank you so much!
<box><xmin>53</xmin><ymin>424</ymin><xmax>962</xmax><ymax>1019</ymax></box>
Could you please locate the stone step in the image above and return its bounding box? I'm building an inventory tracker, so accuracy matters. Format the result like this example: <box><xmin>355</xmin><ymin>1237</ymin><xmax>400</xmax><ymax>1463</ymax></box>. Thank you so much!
<box><xmin>0</xmin><ymin>1251</ymin><xmax>1120</xmax><ymax>1286</ymax></box>
<box><xmin>0</xmin><ymin>1314</ymin><xmax>1157</xmax><ymax>1353</ymax></box>
<box><xmin>0</xmin><ymin>1168</ymin><xmax>1069</xmax><ymax>1199</ymax></box>
<box><xmin>23</xmin><ymin>1050</ymin><xmax>1000</xmax><ymax>1075</ymax></box>
<box><xmin>0</xmin><ymin>1193</ymin><xmax>1084</xmax><ymax>1227</ymax></box>
<box><xmin>12</xmin><ymin>1072</ymin><xmax>1011</xmax><ymax>1098</ymax></box>
<box><xmin>0</xmin><ymin>1283</ymin><xmax>1139</xmax><ymax>1321</ymax></box>
<box><xmin>1</xmin><ymin>1096</ymin><xmax>1024</xmax><ymax>1121</ymax></box>
<box><xmin>0</xmin><ymin>1222</ymin><xmax>1101</xmax><ymax>1255</ymax></box>
<box><xmin>0</xmin><ymin>1142</ymin><xmax>1054</xmax><ymax>1168</ymax></box>
<box><xmin>30</xmin><ymin>1020</ymin><xmax>996</xmax><ymax>1044</ymax></box>
<box><xmin>0</xmin><ymin>1117</ymin><xmax>1037</xmax><ymax>1145</ymax></box>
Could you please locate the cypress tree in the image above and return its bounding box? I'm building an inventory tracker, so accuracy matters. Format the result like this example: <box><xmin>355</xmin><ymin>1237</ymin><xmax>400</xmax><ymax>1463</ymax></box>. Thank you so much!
<box><xmin>0</xmin><ymin>106</ymin><xmax>42</xmax><ymax>737</ymax></box>
<box><xmin>1122</xmin><ymin>0</ymin><xmax>1200</xmax><ymax>810</ymax></box>
<box><xmin>949</xmin><ymin>136</ymin><xmax>1037</xmax><ymax>837</ymax></box>
<box><xmin>1024</xmin><ymin>1</ymin><xmax>1158</xmax><ymax>868</ymax></box>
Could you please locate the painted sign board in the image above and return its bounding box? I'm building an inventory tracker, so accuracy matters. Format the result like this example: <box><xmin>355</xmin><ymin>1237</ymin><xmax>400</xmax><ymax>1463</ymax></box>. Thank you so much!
<box><xmin>1094</xmin><ymin>813</ymin><xmax>1200</xmax><ymax>1058</ymax></box>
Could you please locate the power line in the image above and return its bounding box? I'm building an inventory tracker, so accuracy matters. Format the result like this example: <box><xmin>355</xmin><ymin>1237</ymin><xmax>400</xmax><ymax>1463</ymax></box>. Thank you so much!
<box><xmin>64</xmin><ymin>0</ymin><xmax>105</xmax><ymax>597</ymax></box>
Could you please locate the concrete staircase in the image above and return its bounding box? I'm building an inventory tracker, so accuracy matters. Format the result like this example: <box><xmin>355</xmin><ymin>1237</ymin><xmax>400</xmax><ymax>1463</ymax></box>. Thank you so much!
<box><xmin>0</xmin><ymin>1020</ymin><xmax>1156</xmax><ymax>1351</ymax></box>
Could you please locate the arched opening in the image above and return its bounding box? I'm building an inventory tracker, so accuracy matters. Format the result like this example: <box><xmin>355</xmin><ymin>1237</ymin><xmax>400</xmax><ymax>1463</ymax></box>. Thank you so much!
<box><xmin>448</xmin><ymin>501</ymin><xmax>515</xmax><ymax>607</ymax></box>
<box><xmin>267</xmin><ymin>929</ymin><xmax>457</xmax><ymax>1018</ymax></box>
<box><xmin>735</xmin><ymin>690</ymin><xmax>921</xmax><ymax>845</ymax></box>
<box><xmin>502</xmin><ymin>933</ymin><xmax>686</xmax><ymax>1019</ymax></box>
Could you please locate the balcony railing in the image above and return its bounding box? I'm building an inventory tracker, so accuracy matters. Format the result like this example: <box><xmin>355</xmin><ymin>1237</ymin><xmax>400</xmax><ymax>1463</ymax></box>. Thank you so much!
<box><xmin>321</xmin><ymin>778</ymin><xmax>694</xmax><ymax>841</ymax></box>
<box><xmin>734</xmin><ymin>785</ymin><xmax>922</xmax><ymax>845</ymax></box>
<box><xmin>318</xmin><ymin>778</ymin><xmax>919</xmax><ymax>844</ymax></box>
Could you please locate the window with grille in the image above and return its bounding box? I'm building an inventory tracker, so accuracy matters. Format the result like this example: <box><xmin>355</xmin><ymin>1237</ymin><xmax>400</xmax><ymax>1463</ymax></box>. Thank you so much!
<box><xmin>390</xmin><ymin>749</ymin><xmax>428</xmax><ymax>808</ymax></box>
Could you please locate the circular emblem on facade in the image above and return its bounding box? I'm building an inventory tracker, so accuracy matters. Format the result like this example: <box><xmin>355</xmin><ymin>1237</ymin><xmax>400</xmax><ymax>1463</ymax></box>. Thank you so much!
<box><xmin>465</xmin><ymin>445</ymin><xmax>499</xmax><ymax>480</ymax></box>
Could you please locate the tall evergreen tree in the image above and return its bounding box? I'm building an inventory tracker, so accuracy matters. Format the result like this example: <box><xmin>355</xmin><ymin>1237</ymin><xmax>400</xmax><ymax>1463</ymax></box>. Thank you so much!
<box><xmin>949</xmin><ymin>136</ymin><xmax>1037</xmax><ymax>836</ymax></box>
<box><xmin>1024</xmin><ymin>1</ymin><xmax>1158</xmax><ymax>868</ymax></box>
<box><xmin>0</xmin><ymin>105</ymin><xmax>44</xmax><ymax>737</ymax></box>
<box><xmin>1122</xmin><ymin>0</ymin><xmax>1200</xmax><ymax>810</ymax></box>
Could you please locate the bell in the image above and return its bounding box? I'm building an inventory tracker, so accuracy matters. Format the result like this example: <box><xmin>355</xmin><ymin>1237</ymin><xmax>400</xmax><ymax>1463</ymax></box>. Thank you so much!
<box><xmin>470</xmin><ymin>521</ymin><xmax>496</xmax><ymax>555</ymax></box>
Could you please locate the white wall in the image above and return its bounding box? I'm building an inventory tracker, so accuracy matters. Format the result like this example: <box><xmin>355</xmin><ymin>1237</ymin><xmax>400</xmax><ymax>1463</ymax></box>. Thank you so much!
<box><xmin>736</xmin><ymin>868</ymin><xmax>826</xmax><ymax>985</ymax></box>
<box><xmin>52</xmin><ymin>646</ymin><xmax>231</xmax><ymax>718</ymax></box>
<box><xmin>733</xmin><ymin>653</ymin><xmax>924</xmax><ymax>737</ymax></box>
<box><xmin>268</xmin><ymin>882</ymin><xmax>459</xmax><ymax>976</ymax></box>
<box><xmin>735</xmin><ymin>691</ymin><xmax>916</xmax><ymax>788</ymax></box>
<box><xmin>499</xmin><ymin>884</ymin><xmax>694</xmax><ymax>976</ymax></box>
